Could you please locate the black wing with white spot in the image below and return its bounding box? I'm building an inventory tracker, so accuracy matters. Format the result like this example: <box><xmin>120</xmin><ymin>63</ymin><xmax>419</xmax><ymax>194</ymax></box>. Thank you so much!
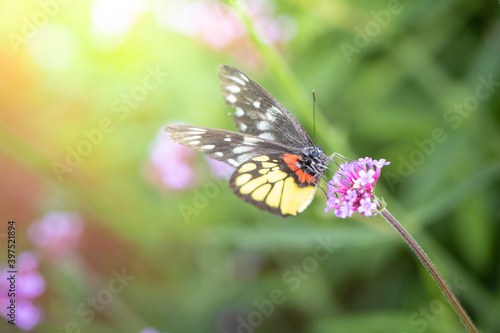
<box><xmin>165</xmin><ymin>124</ymin><xmax>294</xmax><ymax>168</ymax></box>
<box><xmin>218</xmin><ymin>65</ymin><xmax>313</xmax><ymax>148</ymax></box>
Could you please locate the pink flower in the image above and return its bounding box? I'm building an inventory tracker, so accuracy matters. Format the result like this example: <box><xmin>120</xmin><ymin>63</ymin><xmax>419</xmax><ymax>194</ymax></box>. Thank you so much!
<box><xmin>325</xmin><ymin>157</ymin><xmax>390</xmax><ymax>218</ymax></box>
<box><xmin>15</xmin><ymin>300</ymin><xmax>43</xmax><ymax>331</ymax></box>
<box><xmin>148</xmin><ymin>128</ymin><xmax>197</xmax><ymax>190</ymax></box>
<box><xmin>28</xmin><ymin>211</ymin><xmax>84</xmax><ymax>259</ymax></box>
<box><xmin>155</xmin><ymin>0</ymin><xmax>296</xmax><ymax>54</ymax></box>
<box><xmin>0</xmin><ymin>251</ymin><xmax>45</xmax><ymax>331</ymax></box>
<box><xmin>205</xmin><ymin>157</ymin><xmax>235</xmax><ymax>179</ymax></box>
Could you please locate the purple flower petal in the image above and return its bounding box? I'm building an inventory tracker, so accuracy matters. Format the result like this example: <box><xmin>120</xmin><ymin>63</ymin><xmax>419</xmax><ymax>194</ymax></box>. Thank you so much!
<box><xmin>344</xmin><ymin>189</ymin><xmax>357</xmax><ymax>201</ymax></box>
<box><xmin>358</xmin><ymin>198</ymin><xmax>376</xmax><ymax>217</ymax></box>
<box><xmin>358</xmin><ymin>169</ymin><xmax>375</xmax><ymax>186</ymax></box>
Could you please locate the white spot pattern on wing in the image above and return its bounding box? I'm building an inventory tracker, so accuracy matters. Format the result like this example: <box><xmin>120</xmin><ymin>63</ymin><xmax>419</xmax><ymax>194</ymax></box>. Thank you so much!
<box><xmin>228</xmin><ymin>75</ymin><xmax>245</xmax><ymax>86</ymax></box>
<box><xmin>235</xmin><ymin>107</ymin><xmax>244</xmax><ymax>117</ymax></box>
<box><xmin>226</xmin><ymin>94</ymin><xmax>237</xmax><ymax>103</ymax></box>
<box><xmin>227</xmin><ymin>158</ymin><xmax>239</xmax><ymax>167</ymax></box>
<box><xmin>226</xmin><ymin>85</ymin><xmax>241</xmax><ymax>93</ymax></box>
<box><xmin>256</xmin><ymin>121</ymin><xmax>271</xmax><ymax>131</ymax></box>
<box><xmin>258</xmin><ymin>133</ymin><xmax>274</xmax><ymax>141</ymax></box>
<box><xmin>233</xmin><ymin>146</ymin><xmax>254</xmax><ymax>154</ymax></box>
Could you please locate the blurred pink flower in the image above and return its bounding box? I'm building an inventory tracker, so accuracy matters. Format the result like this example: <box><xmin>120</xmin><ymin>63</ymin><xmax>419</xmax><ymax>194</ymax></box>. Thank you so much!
<box><xmin>205</xmin><ymin>157</ymin><xmax>235</xmax><ymax>179</ymax></box>
<box><xmin>148</xmin><ymin>128</ymin><xmax>197</xmax><ymax>190</ymax></box>
<box><xmin>0</xmin><ymin>251</ymin><xmax>45</xmax><ymax>331</ymax></box>
<box><xmin>139</xmin><ymin>328</ymin><xmax>166</xmax><ymax>333</ymax></box>
<box><xmin>28</xmin><ymin>211</ymin><xmax>84</xmax><ymax>259</ymax></box>
<box><xmin>155</xmin><ymin>0</ymin><xmax>296</xmax><ymax>59</ymax></box>
<box><xmin>15</xmin><ymin>300</ymin><xmax>43</xmax><ymax>331</ymax></box>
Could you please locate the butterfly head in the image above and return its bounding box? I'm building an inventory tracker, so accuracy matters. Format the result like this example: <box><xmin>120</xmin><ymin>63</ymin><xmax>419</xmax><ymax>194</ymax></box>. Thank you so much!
<box><xmin>300</xmin><ymin>145</ymin><xmax>328</xmax><ymax>181</ymax></box>
<box><xmin>309</xmin><ymin>146</ymin><xmax>323</xmax><ymax>159</ymax></box>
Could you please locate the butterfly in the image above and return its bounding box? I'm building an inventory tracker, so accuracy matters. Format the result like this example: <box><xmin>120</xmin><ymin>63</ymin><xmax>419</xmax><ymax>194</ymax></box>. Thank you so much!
<box><xmin>165</xmin><ymin>65</ymin><xmax>333</xmax><ymax>217</ymax></box>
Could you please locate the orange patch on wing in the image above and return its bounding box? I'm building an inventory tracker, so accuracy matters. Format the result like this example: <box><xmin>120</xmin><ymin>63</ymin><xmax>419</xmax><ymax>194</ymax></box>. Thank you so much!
<box><xmin>283</xmin><ymin>154</ymin><xmax>317</xmax><ymax>184</ymax></box>
<box><xmin>303</xmin><ymin>172</ymin><xmax>316</xmax><ymax>183</ymax></box>
<box><xmin>283</xmin><ymin>154</ymin><xmax>300</xmax><ymax>172</ymax></box>
<box><xmin>295</xmin><ymin>169</ymin><xmax>304</xmax><ymax>182</ymax></box>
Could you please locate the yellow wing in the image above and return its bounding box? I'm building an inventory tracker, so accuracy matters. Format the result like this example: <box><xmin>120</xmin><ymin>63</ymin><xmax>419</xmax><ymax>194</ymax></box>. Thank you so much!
<box><xmin>229</xmin><ymin>155</ymin><xmax>318</xmax><ymax>217</ymax></box>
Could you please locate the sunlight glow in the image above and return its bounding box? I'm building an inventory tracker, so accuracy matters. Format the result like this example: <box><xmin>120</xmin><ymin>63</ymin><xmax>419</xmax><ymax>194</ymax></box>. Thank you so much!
<box><xmin>28</xmin><ymin>24</ymin><xmax>78</xmax><ymax>71</ymax></box>
<box><xmin>90</xmin><ymin>0</ymin><xmax>146</xmax><ymax>36</ymax></box>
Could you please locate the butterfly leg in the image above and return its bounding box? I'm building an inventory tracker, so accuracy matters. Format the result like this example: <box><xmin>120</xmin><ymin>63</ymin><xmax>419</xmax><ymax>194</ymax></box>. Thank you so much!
<box><xmin>325</xmin><ymin>152</ymin><xmax>352</xmax><ymax>164</ymax></box>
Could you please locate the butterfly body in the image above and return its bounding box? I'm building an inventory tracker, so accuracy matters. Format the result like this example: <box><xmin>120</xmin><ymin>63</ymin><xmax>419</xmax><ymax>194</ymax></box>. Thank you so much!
<box><xmin>165</xmin><ymin>65</ymin><xmax>329</xmax><ymax>217</ymax></box>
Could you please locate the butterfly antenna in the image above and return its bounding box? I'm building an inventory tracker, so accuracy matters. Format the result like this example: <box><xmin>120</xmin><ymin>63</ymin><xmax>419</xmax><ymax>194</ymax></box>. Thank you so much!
<box><xmin>312</xmin><ymin>90</ymin><xmax>316</xmax><ymax>145</ymax></box>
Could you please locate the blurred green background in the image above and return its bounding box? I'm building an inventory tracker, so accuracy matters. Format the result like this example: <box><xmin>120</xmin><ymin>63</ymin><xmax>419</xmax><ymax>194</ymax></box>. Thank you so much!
<box><xmin>1</xmin><ymin>0</ymin><xmax>499</xmax><ymax>332</ymax></box>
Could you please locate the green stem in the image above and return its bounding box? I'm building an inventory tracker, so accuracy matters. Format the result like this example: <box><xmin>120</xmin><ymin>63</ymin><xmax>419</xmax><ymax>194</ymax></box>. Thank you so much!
<box><xmin>380</xmin><ymin>209</ymin><xmax>478</xmax><ymax>333</ymax></box>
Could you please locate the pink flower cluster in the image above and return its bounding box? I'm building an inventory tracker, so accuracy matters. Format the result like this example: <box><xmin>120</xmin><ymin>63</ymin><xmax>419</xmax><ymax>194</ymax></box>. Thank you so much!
<box><xmin>149</xmin><ymin>129</ymin><xmax>197</xmax><ymax>189</ymax></box>
<box><xmin>325</xmin><ymin>157</ymin><xmax>390</xmax><ymax>218</ymax></box>
<box><xmin>28</xmin><ymin>211</ymin><xmax>84</xmax><ymax>260</ymax></box>
<box><xmin>0</xmin><ymin>252</ymin><xmax>45</xmax><ymax>331</ymax></box>
<box><xmin>0</xmin><ymin>212</ymin><xmax>85</xmax><ymax>330</ymax></box>
<box><xmin>155</xmin><ymin>0</ymin><xmax>296</xmax><ymax>65</ymax></box>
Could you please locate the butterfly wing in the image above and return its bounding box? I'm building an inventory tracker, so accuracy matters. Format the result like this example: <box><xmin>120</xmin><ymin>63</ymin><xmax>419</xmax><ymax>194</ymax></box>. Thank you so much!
<box><xmin>165</xmin><ymin>124</ymin><xmax>292</xmax><ymax>167</ymax></box>
<box><xmin>218</xmin><ymin>64</ymin><xmax>313</xmax><ymax>148</ymax></box>
<box><xmin>229</xmin><ymin>154</ymin><xmax>317</xmax><ymax>216</ymax></box>
<box><xmin>165</xmin><ymin>125</ymin><xmax>319</xmax><ymax>217</ymax></box>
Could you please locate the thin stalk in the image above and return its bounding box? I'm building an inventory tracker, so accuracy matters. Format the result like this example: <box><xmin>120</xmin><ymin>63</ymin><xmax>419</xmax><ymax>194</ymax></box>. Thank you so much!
<box><xmin>380</xmin><ymin>208</ymin><xmax>478</xmax><ymax>333</ymax></box>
